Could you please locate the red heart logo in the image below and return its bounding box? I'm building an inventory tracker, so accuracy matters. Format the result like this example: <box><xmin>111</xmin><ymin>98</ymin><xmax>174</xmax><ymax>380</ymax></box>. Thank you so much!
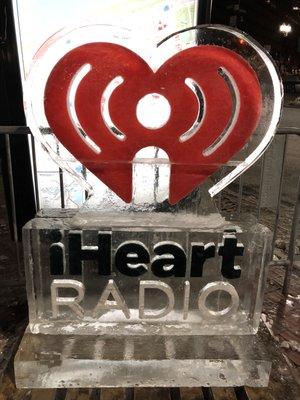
<box><xmin>44</xmin><ymin>43</ymin><xmax>262</xmax><ymax>204</ymax></box>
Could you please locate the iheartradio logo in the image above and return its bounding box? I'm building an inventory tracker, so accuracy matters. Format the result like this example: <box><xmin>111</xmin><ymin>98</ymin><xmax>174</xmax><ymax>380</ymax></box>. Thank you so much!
<box><xmin>25</xmin><ymin>24</ymin><xmax>282</xmax><ymax>203</ymax></box>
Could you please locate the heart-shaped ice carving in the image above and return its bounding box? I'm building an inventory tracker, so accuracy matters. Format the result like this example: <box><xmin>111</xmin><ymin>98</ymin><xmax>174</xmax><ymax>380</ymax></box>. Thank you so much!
<box><xmin>44</xmin><ymin>42</ymin><xmax>261</xmax><ymax>204</ymax></box>
<box><xmin>25</xmin><ymin>25</ymin><xmax>282</xmax><ymax>203</ymax></box>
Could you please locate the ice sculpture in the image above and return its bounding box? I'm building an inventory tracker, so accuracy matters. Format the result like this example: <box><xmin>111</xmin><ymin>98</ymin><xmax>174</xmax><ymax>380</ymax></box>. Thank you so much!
<box><xmin>15</xmin><ymin>24</ymin><xmax>282</xmax><ymax>388</ymax></box>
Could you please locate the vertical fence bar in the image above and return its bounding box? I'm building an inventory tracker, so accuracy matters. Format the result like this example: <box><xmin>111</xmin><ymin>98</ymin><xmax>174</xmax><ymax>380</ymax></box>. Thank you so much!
<box><xmin>237</xmin><ymin>174</ymin><xmax>244</xmax><ymax>217</ymax></box>
<box><xmin>270</xmin><ymin>135</ymin><xmax>288</xmax><ymax>254</ymax></box>
<box><xmin>217</xmin><ymin>166</ymin><xmax>225</xmax><ymax>212</ymax></box>
<box><xmin>257</xmin><ymin>154</ymin><xmax>265</xmax><ymax>221</ymax></box>
<box><xmin>59</xmin><ymin>167</ymin><xmax>65</xmax><ymax>209</ymax></box>
<box><xmin>283</xmin><ymin>175</ymin><xmax>300</xmax><ymax>295</ymax></box>
<box><xmin>82</xmin><ymin>165</ymin><xmax>88</xmax><ymax>200</ymax></box>
<box><xmin>56</xmin><ymin>142</ymin><xmax>65</xmax><ymax>209</ymax></box>
<box><xmin>5</xmin><ymin>133</ymin><xmax>22</xmax><ymax>278</ymax></box>
<box><xmin>30</xmin><ymin>135</ymin><xmax>40</xmax><ymax>211</ymax></box>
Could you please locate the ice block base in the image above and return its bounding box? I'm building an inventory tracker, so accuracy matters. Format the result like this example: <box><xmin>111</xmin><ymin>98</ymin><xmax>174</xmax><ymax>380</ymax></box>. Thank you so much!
<box><xmin>15</xmin><ymin>327</ymin><xmax>271</xmax><ymax>388</ymax></box>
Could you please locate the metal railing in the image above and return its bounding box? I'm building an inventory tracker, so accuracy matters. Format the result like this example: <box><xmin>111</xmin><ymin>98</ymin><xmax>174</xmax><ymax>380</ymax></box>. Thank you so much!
<box><xmin>0</xmin><ymin>108</ymin><xmax>300</xmax><ymax>295</ymax></box>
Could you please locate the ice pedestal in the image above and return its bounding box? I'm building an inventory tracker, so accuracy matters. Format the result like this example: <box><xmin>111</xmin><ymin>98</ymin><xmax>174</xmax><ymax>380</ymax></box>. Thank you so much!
<box><xmin>15</xmin><ymin>191</ymin><xmax>272</xmax><ymax>387</ymax></box>
<box><xmin>15</xmin><ymin>330</ymin><xmax>271</xmax><ymax>388</ymax></box>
